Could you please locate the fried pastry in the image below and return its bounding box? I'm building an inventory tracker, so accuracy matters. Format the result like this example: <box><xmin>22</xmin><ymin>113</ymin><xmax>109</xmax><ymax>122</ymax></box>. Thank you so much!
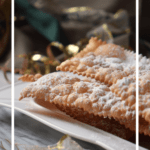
<box><xmin>56</xmin><ymin>37</ymin><xmax>135</xmax><ymax>85</ymax></box>
<box><xmin>19</xmin><ymin>72</ymin><xmax>135</xmax><ymax>138</ymax></box>
<box><xmin>18</xmin><ymin>73</ymin><xmax>42</xmax><ymax>82</ymax></box>
<box><xmin>56</xmin><ymin>37</ymin><xmax>150</xmax><ymax>136</ymax></box>
<box><xmin>56</xmin><ymin>104</ymin><xmax>134</xmax><ymax>139</ymax></box>
<box><xmin>19</xmin><ymin>37</ymin><xmax>150</xmax><ymax>139</ymax></box>
<box><xmin>139</xmin><ymin>55</ymin><xmax>150</xmax><ymax>136</ymax></box>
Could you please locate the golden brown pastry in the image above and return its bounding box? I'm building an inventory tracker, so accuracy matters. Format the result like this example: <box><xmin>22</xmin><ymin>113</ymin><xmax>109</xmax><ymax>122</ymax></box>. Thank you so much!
<box><xmin>139</xmin><ymin>56</ymin><xmax>150</xmax><ymax>136</ymax></box>
<box><xmin>19</xmin><ymin>72</ymin><xmax>134</xmax><ymax>139</ymax></box>
<box><xmin>18</xmin><ymin>73</ymin><xmax>42</xmax><ymax>82</ymax></box>
<box><xmin>56</xmin><ymin>37</ymin><xmax>135</xmax><ymax>85</ymax></box>
<box><xmin>19</xmin><ymin>37</ymin><xmax>150</xmax><ymax>138</ymax></box>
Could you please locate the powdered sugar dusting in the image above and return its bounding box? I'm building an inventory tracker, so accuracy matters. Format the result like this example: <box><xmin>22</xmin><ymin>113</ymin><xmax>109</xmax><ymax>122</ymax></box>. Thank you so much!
<box><xmin>19</xmin><ymin>72</ymin><xmax>134</xmax><ymax>121</ymax></box>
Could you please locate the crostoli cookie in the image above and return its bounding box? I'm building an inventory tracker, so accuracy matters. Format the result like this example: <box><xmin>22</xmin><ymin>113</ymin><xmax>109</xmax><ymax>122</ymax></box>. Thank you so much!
<box><xmin>56</xmin><ymin>37</ymin><xmax>150</xmax><ymax>136</ymax></box>
<box><xmin>19</xmin><ymin>37</ymin><xmax>150</xmax><ymax>138</ymax></box>
<box><xmin>18</xmin><ymin>73</ymin><xmax>42</xmax><ymax>82</ymax></box>
<box><xmin>56</xmin><ymin>104</ymin><xmax>133</xmax><ymax>139</ymax></box>
<box><xmin>56</xmin><ymin>37</ymin><xmax>135</xmax><ymax>85</ymax></box>
<box><xmin>19</xmin><ymin>72</ymin><xmax>135</xmax><ymax>138</ymax></box>
<box><xmin>56</xmin><ymin>38</ymin><xmax>136</xmax><ymax>122</ymax></box>
<box><xmin>56</xmin><ymin>37</ymin><xmax>136</xmax><ymax>125</ymax></box>
<box><xmin>138</xmin><ymin>55</ymin><xmax>150</xmax><ymax>136</ymax></box>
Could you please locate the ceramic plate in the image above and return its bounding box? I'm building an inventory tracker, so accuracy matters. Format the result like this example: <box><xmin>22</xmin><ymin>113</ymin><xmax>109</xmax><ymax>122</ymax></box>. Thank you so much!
<box><xmin>0</xmin><ymin>81</ymin><xmax>147</xmax><ymax>150</ymax></box>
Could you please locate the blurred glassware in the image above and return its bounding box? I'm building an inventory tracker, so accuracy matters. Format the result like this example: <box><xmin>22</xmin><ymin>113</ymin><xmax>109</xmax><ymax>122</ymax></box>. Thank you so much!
<box><xmin>27</xmin><ymin>0</ymin><xmax>135</xmax><ymax>18</ymax></box>
<box><xmin>25</xmin><ymin>0</ymin><xmax>132</xmax><ymax>44</ymax></box>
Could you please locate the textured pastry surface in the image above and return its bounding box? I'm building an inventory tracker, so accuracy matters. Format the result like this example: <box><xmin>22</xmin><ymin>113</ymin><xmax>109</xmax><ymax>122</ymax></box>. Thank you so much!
<box><xmin>56</xmin><ymin>104</ymin><xmax>134</xmax><ymax>139</ymax></box>
<box><xmin>19</xmin><ymin>37</ymin><xmax>150</xmax><ymax>137</ymax></box>
<box><xmin>18</xmin><ymin>73</ymin><xmax>42</xmax><ymax>82</ymax></box>
<box><xmin>56</xmin><ymin>37</ymin><xmax>150</xmax><ymax>136</ymax></box>
<box><xmin>56</xmin><ymin>37</ymin><xmax>137</xmax><ymax>122</ymax></box>
<box><xmin>56</xmin><ymin>37</ymin><xmax>136</xmax><ymax>85</ymax></box>
<box><xmin>139</xmin><ymin>55</ymin><xmax>150</xmax><ymax>136</ymax></box>
<box><xmin>19</xmin><ymin>72</ymin><xmax>135</xmax><ymax>132</ymax></box>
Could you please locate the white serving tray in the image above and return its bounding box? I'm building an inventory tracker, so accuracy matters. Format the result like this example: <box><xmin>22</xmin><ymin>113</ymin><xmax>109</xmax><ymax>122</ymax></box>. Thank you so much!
<box><xmin>0</xmin><ymin>81</ymin><xmax>148</xmax><ymax>150</ymax></box>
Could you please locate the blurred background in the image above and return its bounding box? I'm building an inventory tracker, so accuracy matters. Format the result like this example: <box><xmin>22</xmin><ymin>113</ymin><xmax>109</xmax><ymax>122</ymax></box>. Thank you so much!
<box><xmin>139</xmin><ymin>0</ymin><xmax>150</xmax><ymax>57</ymax></box>
<box><xmin>0</xmin><ymin>0</ymin><xmax>150</xmax><ymax>81</ymax></box>
<box><xmin>0</xmin><ymin>0</ymin><xmax>11</xmax><ymax>67</ymax></box>
<box><xmin>0</xmin><ymin>0</ymin><xmax>150</xmax><ymax>149</ymax></box>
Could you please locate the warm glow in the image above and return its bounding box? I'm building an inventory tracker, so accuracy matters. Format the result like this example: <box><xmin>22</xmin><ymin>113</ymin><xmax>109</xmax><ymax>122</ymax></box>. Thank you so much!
<box><xmin>67</xmin><ymin>45</ymin><xmax>79</xmax><ymax>55</ymax></box>
<box><xmin>32</xmin><ymin>54</ymin><xmax>41</xmax><ymax>61</ymax></box>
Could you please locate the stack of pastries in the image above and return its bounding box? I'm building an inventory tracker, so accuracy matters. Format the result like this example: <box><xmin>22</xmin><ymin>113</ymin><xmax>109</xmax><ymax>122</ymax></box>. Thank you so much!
<box><xmin>19</xmin><ymin>37</ymin><xmax>150</xmax><ymax>139</ymax></box>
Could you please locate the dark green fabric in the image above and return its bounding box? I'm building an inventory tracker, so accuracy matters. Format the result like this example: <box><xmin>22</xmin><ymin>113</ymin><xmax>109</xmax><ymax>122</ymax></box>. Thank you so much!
<box><xmin>15</xmin><ymin>0</ymin><xmax>59</xmax><ymax>42</ymax></box>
